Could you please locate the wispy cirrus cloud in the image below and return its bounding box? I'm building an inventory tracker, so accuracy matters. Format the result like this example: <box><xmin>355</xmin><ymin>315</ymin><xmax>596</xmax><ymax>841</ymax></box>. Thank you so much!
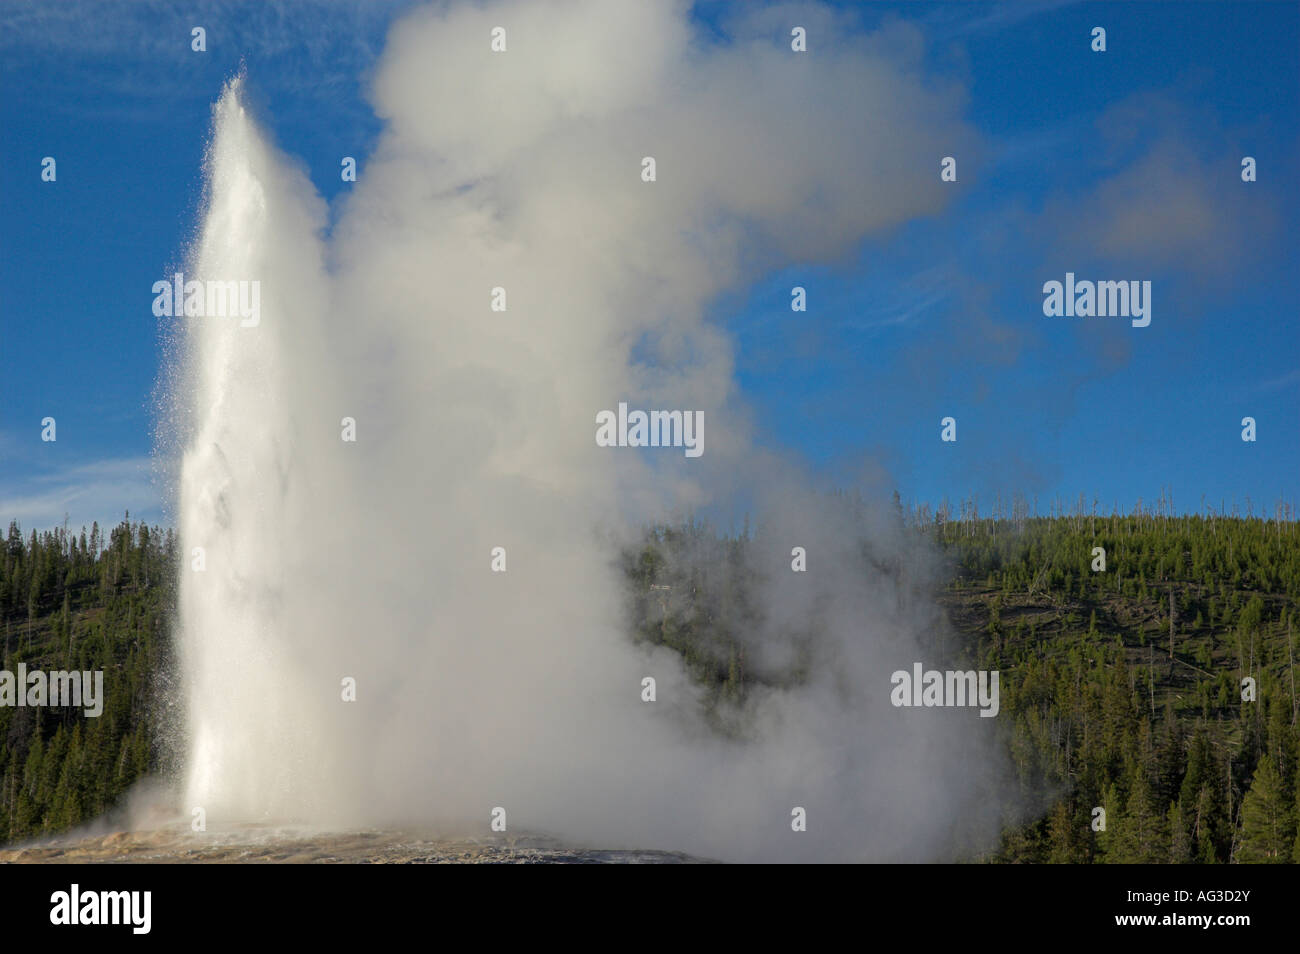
<box><xmin>922</xmin><ymin>0</ymin><xmax>1084</xmax><ymax>42</ymax></box>
<box><xmin>839</xmin><ymin>266</ymin><xmax>952</xmax><ymax>335</ymax></box>
<box><xmin>0</xmin><ymin>0</ymin><xmax>415</xmax><ymax>104</ymax></box>
<box><xmin>0</xmin><ymin>455</ymin><xmax>163</xmax><ymax>532</ymax></box>
<box><xmin>1255</xmin><ymin>368</ymin><xmax>1300</xmax><ymax>392</ymax></box>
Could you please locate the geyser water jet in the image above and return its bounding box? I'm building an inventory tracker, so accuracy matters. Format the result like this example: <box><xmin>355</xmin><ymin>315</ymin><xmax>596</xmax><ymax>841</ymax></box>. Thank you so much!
<box><xmin>174</xmin><ymin>78</ymin><xmax>343</xmax><ymax>824</ymax></box>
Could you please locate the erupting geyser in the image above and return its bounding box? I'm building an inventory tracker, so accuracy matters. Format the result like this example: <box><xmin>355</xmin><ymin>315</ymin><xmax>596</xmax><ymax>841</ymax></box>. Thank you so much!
<box><xmin>165</xmin><ymin>0</ymin><xmax>1009</xmax><ymax>861</ymax></box>
<box><xmin>175</xmin><ymin>78</ymin><xmax>345</xmax><ymax>822</ymax></box>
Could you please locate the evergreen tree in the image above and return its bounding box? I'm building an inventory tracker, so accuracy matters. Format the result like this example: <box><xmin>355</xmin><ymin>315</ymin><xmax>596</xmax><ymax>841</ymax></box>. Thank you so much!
<box><xmin>1046</xmin><ymin>800</ymin><xmax>1085</xmax><ymax>864</ymax></box>
<box><xmin>1112</xmin><ymin>770</ymin><xmax>1169</xmax><ymax>863</ymax></box>
<box><xmin>1095</xmin><ymin>781</ymin><xmax>1123</xmax><ymax>862</ymax></box>
<box><xmin>1293</xmin><ymin>781</ymin><xmax>1300</xmax><ymax>863</ymax></box>
<box><xmin>1238</xmin><ymin>755</ymin><xmax>1294</xmax><ymax>862</ymax></box>
<box><xmin>1168</xmin><ymin>797</ymin><xmax>1193</xmax><ymax>863</ymax></box>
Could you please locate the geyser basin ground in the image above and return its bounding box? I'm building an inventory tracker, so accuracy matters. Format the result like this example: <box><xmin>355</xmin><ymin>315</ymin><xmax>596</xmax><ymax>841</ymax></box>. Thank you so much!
<box><xmin>0</xmin><ymin>826</ymin><xmax>710</xmax><ymax>864</ymax></box>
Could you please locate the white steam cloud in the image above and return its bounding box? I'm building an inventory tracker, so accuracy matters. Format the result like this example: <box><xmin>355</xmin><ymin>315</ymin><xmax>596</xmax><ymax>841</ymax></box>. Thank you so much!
<box><xmin>167</xmin><ymin>0</ymin><xmax>1007</xmax><ymax>861</ymax></box>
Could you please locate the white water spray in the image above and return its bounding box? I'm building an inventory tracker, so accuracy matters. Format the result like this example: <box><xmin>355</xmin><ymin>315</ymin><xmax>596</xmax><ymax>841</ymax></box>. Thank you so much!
<box><xmin>175</xmin><ymin>79</ymin><xmax>348</xmax><ymax>823</ymax></box>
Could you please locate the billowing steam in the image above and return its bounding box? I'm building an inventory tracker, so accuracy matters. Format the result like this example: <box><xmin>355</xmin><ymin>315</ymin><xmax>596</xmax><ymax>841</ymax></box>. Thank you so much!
<box><xmin>166</xmin><ymin>0</ymin><xmax>1007</xmax><ymax>861</ymax></box>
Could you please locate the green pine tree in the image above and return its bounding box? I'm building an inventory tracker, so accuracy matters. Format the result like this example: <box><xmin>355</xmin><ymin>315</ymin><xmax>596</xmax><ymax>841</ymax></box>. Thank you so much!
<box><xmin>1238</xmin><ymin>755</ymin><xmax>1294</xmax><ymax>863</ymax></box>
<box><xmin>1112</xmin><ymin>770</ymin><xmax>1169</xmax><ymax>863</ymax></box>
<box><xmin>1168</xmin><ymin>797</ymin><xmax>1193</xmax><ymax>863</ymax></box>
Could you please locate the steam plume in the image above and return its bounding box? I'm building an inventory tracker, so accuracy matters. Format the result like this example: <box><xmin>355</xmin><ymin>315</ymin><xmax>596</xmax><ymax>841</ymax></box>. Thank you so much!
<box><xmin>167</xmin><ymin>0</ymin><xmax>1006</xmax><ymax>861</ymax></box>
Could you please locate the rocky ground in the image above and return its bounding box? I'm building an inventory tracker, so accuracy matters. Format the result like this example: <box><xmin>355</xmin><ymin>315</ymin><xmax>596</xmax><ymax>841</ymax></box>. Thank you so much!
<box><xmin>0</xmin><ymin>825</ymin><xmax>709</xmax><ymax>863</ymax></box>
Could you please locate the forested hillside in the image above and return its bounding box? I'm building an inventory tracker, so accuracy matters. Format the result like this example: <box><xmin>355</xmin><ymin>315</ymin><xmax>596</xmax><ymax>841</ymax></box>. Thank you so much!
<box><xmin>0</xmin><ymin>517</ymin><xmax>174</xmax><ymax>843</ymax></box>
<box><xmin>936</xmin><ymin>506</ymin><xmax>1299</xmax><ymax>863</ymax></box>
<box><xmin>3</xmin><ymin>504</ymin><xmax>1297</xmax><ymax>862</ymax></box>
<box><xmin>625</xmin><ymin>502</ymin><xmax>1300</xmax><ymax>863</ymax></box>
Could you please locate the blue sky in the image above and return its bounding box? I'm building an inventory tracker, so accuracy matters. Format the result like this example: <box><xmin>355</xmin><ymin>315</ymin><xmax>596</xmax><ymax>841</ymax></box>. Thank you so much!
<box><xmin>1</xmin><ymin>0</ymin><xmax>1297</xmax><ymax>532</ymax></box>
